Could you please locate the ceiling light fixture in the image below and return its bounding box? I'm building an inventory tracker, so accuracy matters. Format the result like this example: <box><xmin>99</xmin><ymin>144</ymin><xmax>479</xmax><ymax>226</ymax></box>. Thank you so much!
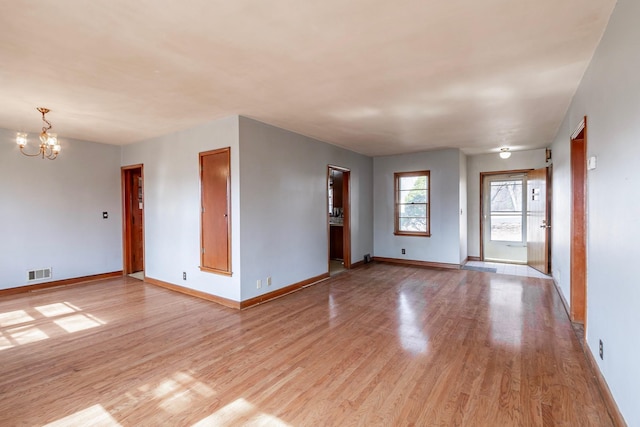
<box><xmin>499</xmin><ymin>147</ymin><xmax>511</xmax><ymax>159</ymax></box>
<box><xmin>16</xmin><ymin>107</ymin><xmax>61</xmax><ymax>160</ymax></box>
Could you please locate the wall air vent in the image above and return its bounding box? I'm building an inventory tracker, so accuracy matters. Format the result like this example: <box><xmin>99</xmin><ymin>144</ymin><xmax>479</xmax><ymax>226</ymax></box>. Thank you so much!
<box><xmin>27</xmin><ymin>268</ymin><xmax>52</xmax><ymax>282</ymax></box>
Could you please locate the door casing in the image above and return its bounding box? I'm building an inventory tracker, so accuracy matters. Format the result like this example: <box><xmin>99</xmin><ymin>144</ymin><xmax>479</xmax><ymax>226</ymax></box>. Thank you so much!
<box><xmin>327</xmin><ymin>166</ymin><xmax>351</xmax><ymax>271</ymax></box>
<box><xmin>479</xmin><ymin>169</ymin><xmax>532</xmax><ymax>261</ymax></box>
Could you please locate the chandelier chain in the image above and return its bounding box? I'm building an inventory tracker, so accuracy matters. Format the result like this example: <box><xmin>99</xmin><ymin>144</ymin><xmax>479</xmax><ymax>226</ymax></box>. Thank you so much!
<box><xmin>40</xmin><ymin>110</ymin><xmax>52</xmax><ymax>134</ymax></box>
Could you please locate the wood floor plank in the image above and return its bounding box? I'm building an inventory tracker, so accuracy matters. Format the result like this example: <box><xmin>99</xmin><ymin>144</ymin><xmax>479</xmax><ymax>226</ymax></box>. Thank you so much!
<box><xmin>0</xmin><ymin>264</ymin><xmax>615</xmax><ymax>426</ymax></box>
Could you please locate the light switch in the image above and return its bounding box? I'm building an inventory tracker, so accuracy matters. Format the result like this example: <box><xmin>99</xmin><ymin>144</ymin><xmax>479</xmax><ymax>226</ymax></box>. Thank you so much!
<box><xmin>587</xmin><ymin>156</ymin><xmax>597</xmax><ymax>170</ymax></box>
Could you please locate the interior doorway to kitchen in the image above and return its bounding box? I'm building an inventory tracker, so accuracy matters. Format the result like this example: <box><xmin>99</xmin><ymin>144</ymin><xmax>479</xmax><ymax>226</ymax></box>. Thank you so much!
<box><xmin>328</xmin><ymin>166</ymin><xmax>351</xmax><ymax>276</ymax></box>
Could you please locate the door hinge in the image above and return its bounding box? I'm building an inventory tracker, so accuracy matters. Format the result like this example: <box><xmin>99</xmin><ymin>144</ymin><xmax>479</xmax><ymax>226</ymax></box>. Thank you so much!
<box><xmin>201</xmin><ymin>248</ymin><xmax>205</xmax><ymax>254</ymax></box>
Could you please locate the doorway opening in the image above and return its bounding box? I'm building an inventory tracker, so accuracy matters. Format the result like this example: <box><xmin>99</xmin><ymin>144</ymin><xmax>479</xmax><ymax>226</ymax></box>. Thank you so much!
<box><xmin>122</xmin><ymin>164</ymin><xmax>145</xmax><ymax>279</ymax></box>
<box><xmin>480</xmin><ymin>167</ymin><xmax>551</xmax><ymax>274</ymax></box>
<box><xmin>328</xmin><ymin>166</ymin><xmax>351</xmax><ymax>276</ymax></box>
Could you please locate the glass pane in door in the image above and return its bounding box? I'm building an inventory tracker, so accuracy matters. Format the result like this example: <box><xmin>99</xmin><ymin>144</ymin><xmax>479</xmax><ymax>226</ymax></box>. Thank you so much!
<box><xmin>489</xmin><ymin>180</ymin><xmax>523</xmax><ymax>242</ymax></box>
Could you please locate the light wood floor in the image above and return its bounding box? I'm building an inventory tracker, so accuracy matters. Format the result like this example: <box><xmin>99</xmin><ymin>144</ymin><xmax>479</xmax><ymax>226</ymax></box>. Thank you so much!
<box><xmin>0</xmin><ymin>263</ymin><xmax>613</xmax><ymax>426</ymax></box>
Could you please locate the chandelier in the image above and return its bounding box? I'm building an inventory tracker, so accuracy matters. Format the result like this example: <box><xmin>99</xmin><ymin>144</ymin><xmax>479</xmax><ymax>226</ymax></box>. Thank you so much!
<box><xmin>16</xmin><ymin>108</ymin><xmax>61</xmax><ymax>160</ymax></box>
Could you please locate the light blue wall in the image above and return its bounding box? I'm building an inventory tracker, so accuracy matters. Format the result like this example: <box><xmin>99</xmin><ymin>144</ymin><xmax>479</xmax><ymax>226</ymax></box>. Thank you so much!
<box><xmin>551</xmin><ymin>0</ymin><xmax>639</xmax><ymax>424</ymax></box>
<box><xmin>238</xmin><ymin>117</ymin><xmax>373</xmax><ymax>301</ymax></box>
<box><xmin>120</xmin><ymin>115</ymin><xmax>374</xmax><ymax>303</ymax></box>
<box><xmin>373</xmin><ymin>148</ymin><xmax>462</xmax><ymax>265</ymax></box>
<box><xmin>121</xmin><ymin>116</ymin><xmax>241</xmax><ymax>301</ymax></box>
<box><xmin>0</xmin><ymin>129</ymin><xmax>122</xmax><ymax>289</ymax></box>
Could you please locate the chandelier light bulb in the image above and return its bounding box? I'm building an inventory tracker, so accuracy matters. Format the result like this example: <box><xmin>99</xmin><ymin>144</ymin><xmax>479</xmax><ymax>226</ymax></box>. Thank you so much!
<box><xmin>16</xmin><ymin>132</ymin><xmax>27</xmax><ymax>147</ymax></box>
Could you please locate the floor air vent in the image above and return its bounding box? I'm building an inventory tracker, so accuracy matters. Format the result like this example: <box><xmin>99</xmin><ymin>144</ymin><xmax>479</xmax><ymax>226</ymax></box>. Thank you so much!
<box><xmin>27</xmin><ymin>268</ymin><xmax>52</xmax><ymax>281</ymax></box>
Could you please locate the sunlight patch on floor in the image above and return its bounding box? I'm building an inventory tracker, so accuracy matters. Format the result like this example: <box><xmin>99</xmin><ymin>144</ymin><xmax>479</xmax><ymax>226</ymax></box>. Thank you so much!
<box><xmin>3</xmin><ymin>324</ymin><xmax>49</xmax><ymax>347</ymax></box>
<box><xmin>152</xmin><ymin>371</ymin><xmax>216</xmax><ymax>414</ymax></box>
<box><xmin>0</xmin><ymin>301</ymin><xmax>107</xmax><ymax>351</ymax></box>
<box><xmin>54</xmin><ymin>313</ymin><xmax>105</xmax><ymax>333</ymax></box>
<box><xmin>0</xmin><ymin>309</ymin><xmax>35</xmax><ymax>327</ymax></box>
<box><xmin>43</xmin><ymin>404</ymin><xmax>122</xmax><ymax>427</ymax></box>
<box><xmin>35</xmin><ymin>302</ymin><xmax>77</xmax><ymax>317</ymax></box>
<box><xmin>191</xmin><ymin>398</ymin><xmax>291</xmax><ymax>427</ymax></box>
<box><xmin>0</xmin><ymin>336</ymin><xmax>13</xmax><ymax>350</ymax></box>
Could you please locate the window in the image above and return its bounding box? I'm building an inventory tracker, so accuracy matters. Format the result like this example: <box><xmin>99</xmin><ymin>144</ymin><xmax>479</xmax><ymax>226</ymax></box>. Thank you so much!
<box><xmin>394</xmin><ymin>171</ymin><xmax>430</xmax><ymax>236</ymax></box>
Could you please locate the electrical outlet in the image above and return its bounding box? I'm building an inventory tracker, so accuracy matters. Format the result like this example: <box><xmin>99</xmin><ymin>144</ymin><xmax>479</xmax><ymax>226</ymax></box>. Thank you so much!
<box><xmin>183</xmin><ymin>272</ymin><xmax>187</xmax><ymax>280</ymax></box>
<box><xmin>401</xmin><ymin>248</ymin><xmax>406</xmax><ymax>255</ymax></box>
<box><xmin>267</xmin><ymin>276</ymin><xmax>272</xmax><ymax>286</ymax></box>
<box><xmin>257</xmin><ymin>279</ymin><xmax>262</xmax><ymax>289</ymax></box>
<box><xmin>599</xmin><ymin>339</ymin><xmax>604</xmax><ymax>360</ymax></box>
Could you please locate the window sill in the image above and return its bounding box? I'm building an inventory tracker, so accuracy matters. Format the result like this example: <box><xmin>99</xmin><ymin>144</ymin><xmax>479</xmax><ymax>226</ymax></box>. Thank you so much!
<box><xmin>394</xmin><ymin>232</ymin><xmax>431</xmax><ymax>237</ymax></box>
<box><xmin>199</xmin><ymin>266</ymin><xmax>233</xmax><ymax>277</ymax></box>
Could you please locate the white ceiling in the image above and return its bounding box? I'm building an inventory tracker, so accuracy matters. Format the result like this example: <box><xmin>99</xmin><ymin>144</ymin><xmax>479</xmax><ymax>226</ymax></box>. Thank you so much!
<box><xmin>0</xmin><ymin>0</ymin><xmax>616</xmax><ymax>156</ymax></box>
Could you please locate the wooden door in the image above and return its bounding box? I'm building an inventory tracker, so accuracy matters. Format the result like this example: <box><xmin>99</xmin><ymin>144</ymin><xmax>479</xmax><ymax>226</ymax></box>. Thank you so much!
<box><xmin>130</xmin><ymin>169</ymin><xmax>144</xmax><ymax>272</ymax></box>
<box><xmin>527</xmin><ymin>167</ymin><xmax>550</xmax><ymax>274</ymax></box>
<box><xmin>122</xmin><ymin>165</ymin><xmax>144</xmax><ymax>274</ymax></box>
<box><xmin>200</xmin><ymin>148</ymin><xmax>231</xmax><ymax>275</ymax></box>
<box><xmin>571</xmin><ymin>118</ymin><xmax>587</xmax><ymax>323</ymax></box>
